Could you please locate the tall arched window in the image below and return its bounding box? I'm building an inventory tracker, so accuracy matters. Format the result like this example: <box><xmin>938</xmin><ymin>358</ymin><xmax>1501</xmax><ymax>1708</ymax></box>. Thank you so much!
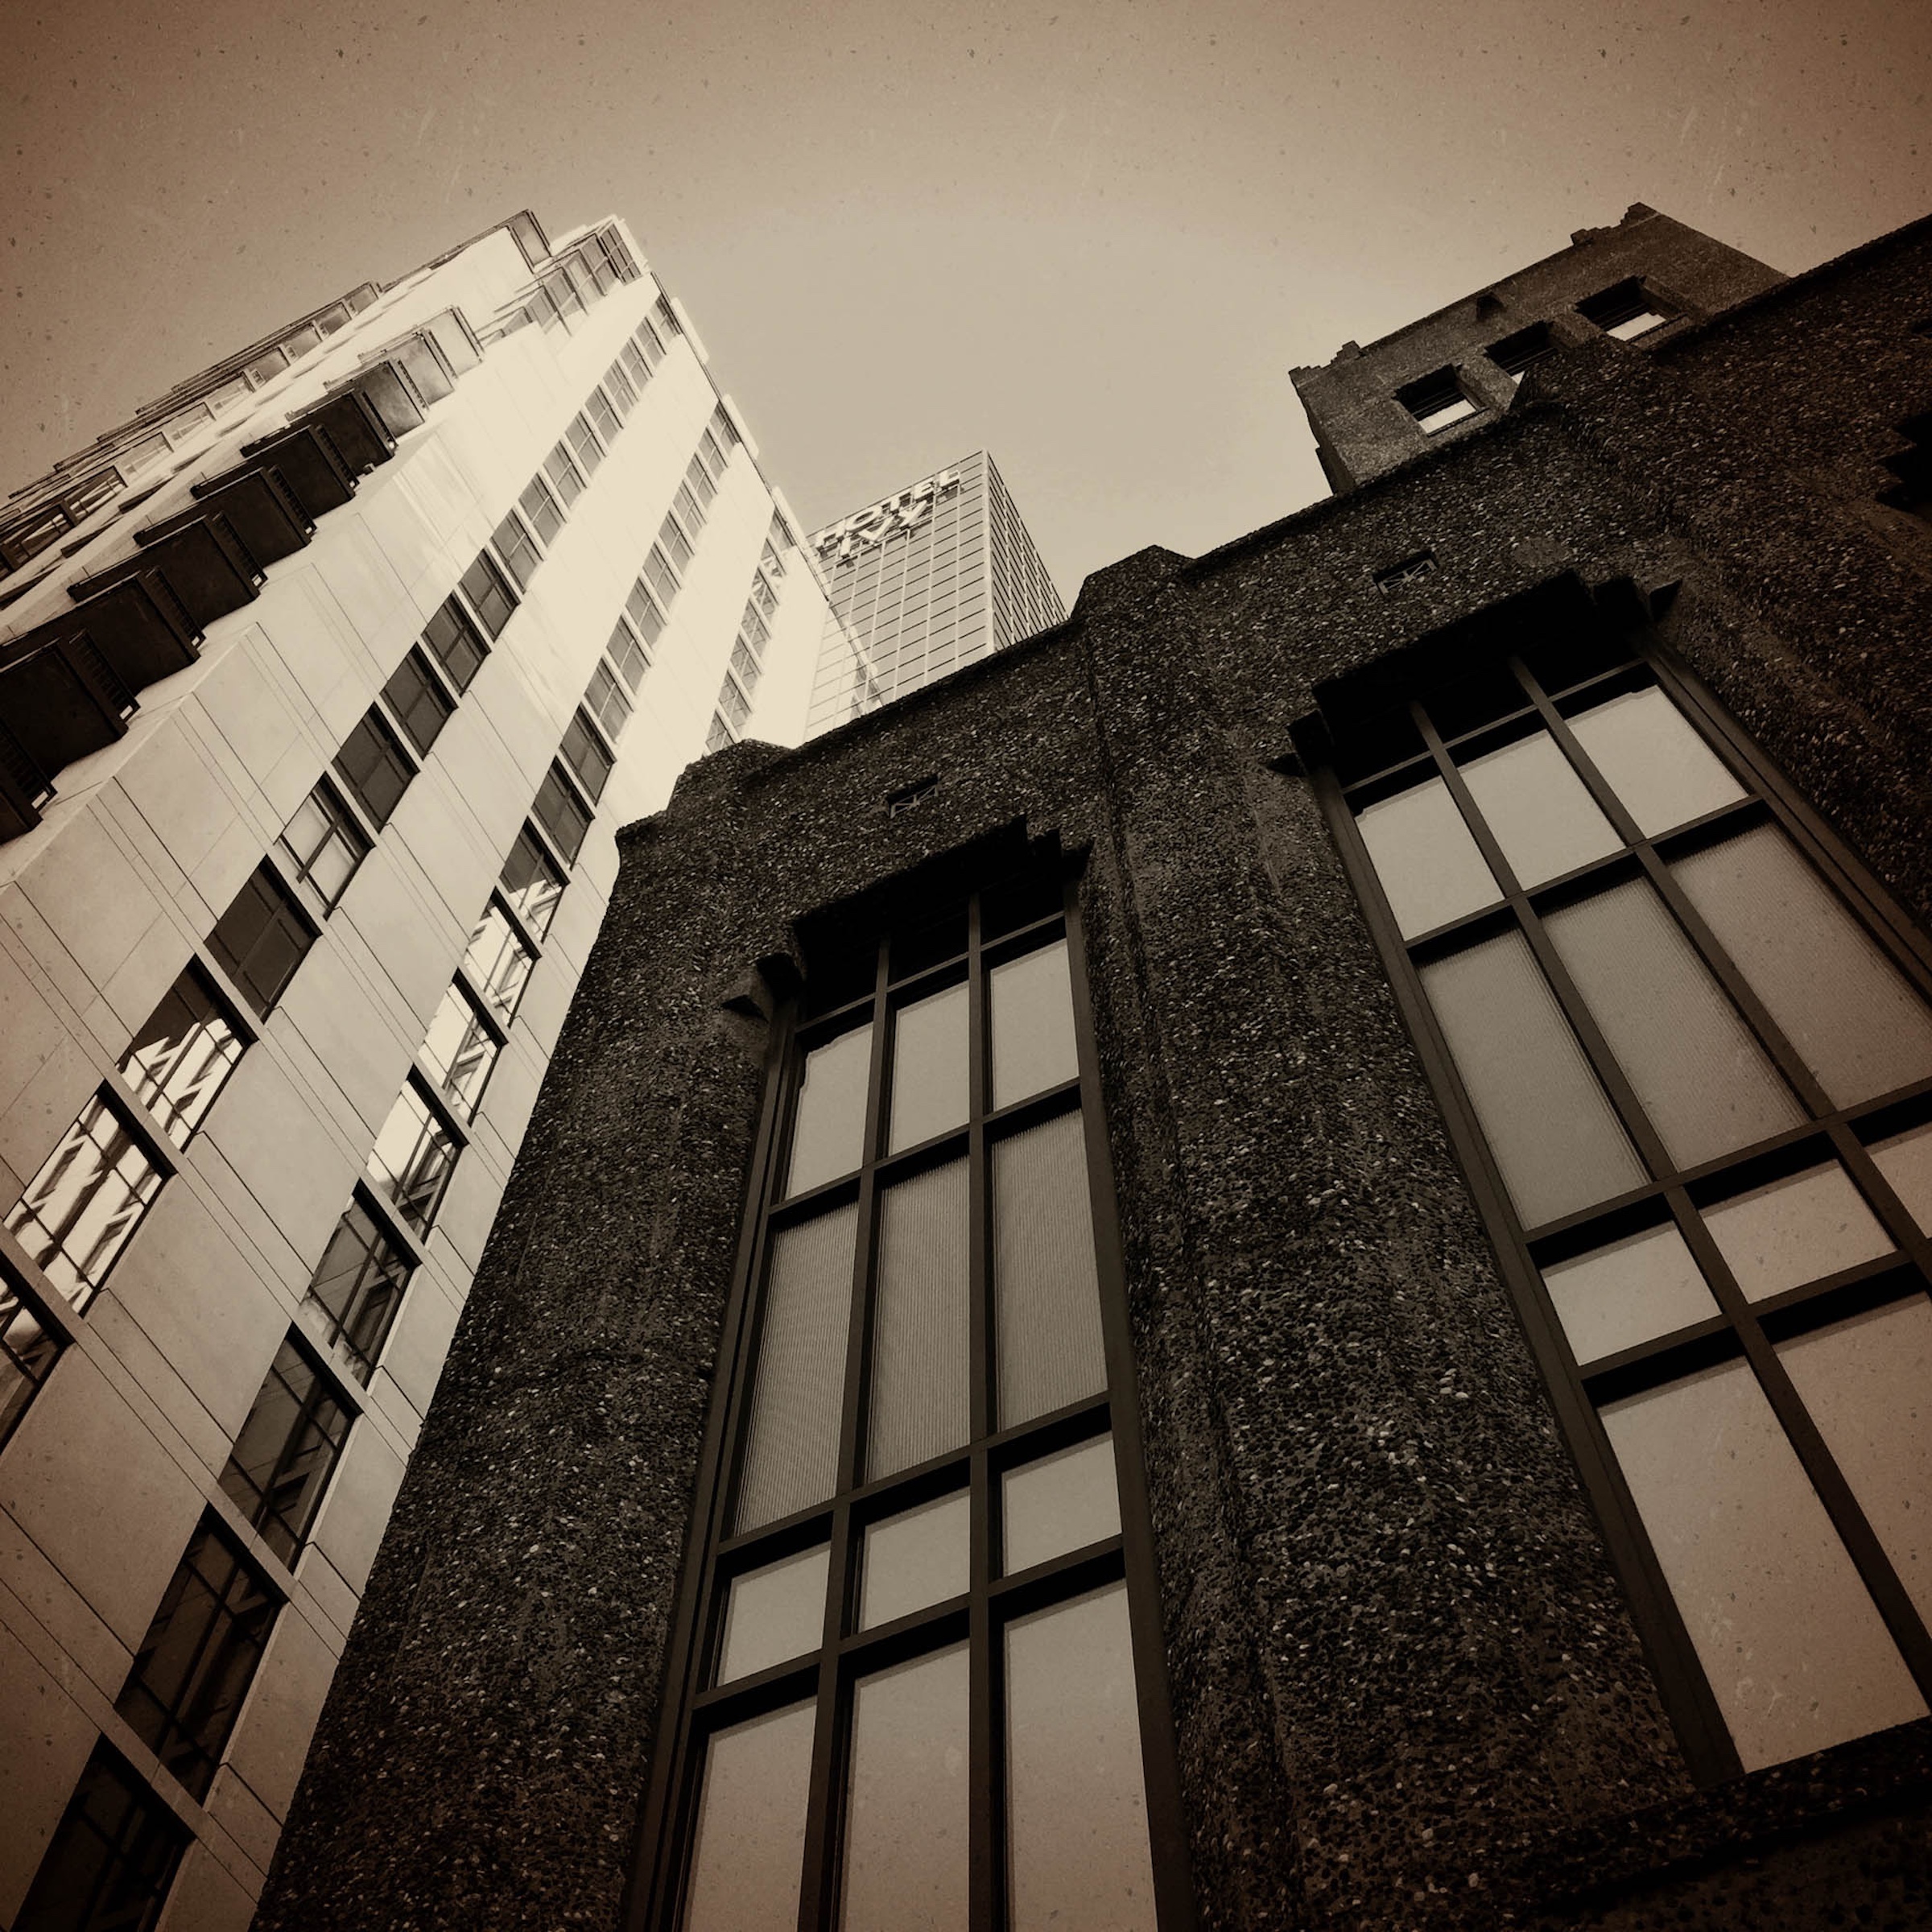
<box><xmin>631</xmin><ymin>863</ymin><xmax>1194</xmax><ymax>1931</ymax></box>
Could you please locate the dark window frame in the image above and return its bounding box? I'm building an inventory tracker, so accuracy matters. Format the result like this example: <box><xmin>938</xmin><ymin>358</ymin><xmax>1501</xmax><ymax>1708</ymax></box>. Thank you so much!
<box><xmin>303</xmin><ymin>1185</ymin><xmax>419</xmax><ymax>1384</ymax></box>
<box><xmin>625</xmin><ymin>865</ymin><xmax>1197</xmax><ymax>1932</ymax></box>
<box><xmin>519</xmin><ymin>473</ymin><xmax>565</xmax><ymax>546</ymax></box>
<box><xmin>421</xmin><ymin>594</ymin><xmax>489</xmax><ymax>694</ymax></box>
<box><xmin>219</xmin><ymin>1328</ymin><xmax>357</xmax><ymax>1564</ymax></box>
<box><xmin>208</xmin><ymin>859</ymin><xmax>323</xmax><ymax>1017</ymax></box>
<box><xmin>332</xmin><ymin>706</ymin><xmax>418</xmax><ymax>832</ymax></box>
<box><xmin>458</xmin><ymin>550</ymin><xmax>519</xmax><ymax>641</ymax></box>
<box><xmin>491</xmin><ymin>508</ymin><xmax>543</xmax><ymax>591</ymax></box>
<box><xmin>559</xmin><ymin>705</ymin><xmax>616</xmax><ymax>803</ymax></box>
<box><xmin>1577</xmin><ymin>277</ymin><xmax>1674</xmax><ymax>339</ymax></box>
<box><xmin>380</xmin><ymin>645</ymin><xmax>459</xmax><ymax>758</ymax></box>
<box><xmin>1302</xmin><ymin>622</ymin><xmax>1932</xmax><ymax>1786</ymax></box>
<box><xmin>1395</xmin><ymin>365</ymin><xmax>1480</xmax><ymax>434</ymax></box>
<box><xmin>12</xmin><ymin>1740</ymin><xmax>188</xmax><ymax>1932</ymax></box>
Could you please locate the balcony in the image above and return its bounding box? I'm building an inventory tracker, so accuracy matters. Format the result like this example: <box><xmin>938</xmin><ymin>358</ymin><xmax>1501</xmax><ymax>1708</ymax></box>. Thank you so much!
<box><xmin>141</xmin><ymin>469</ymin><xmax>313</xmax><ymax>570</ymax></box>
<box><xmin>0</xmin><ymin>626</ymin><xmax>136</xmax><ymax>783</ymax></box>
<box><xmin>70</xmin><ymin>513</ymin><xmax>263</xmax><ymax>629</ymax></box>
<box><xmin>208</xmin><ymin>423</ymin><xmax>357</xmax><ymax>521</ymax></box>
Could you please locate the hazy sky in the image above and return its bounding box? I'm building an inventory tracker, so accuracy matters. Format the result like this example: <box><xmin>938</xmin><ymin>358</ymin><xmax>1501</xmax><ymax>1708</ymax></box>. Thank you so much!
<box><xmin>6</xmin><ymin>0</ymin><xmax>1930</xmax><ymax>597</ymax></box>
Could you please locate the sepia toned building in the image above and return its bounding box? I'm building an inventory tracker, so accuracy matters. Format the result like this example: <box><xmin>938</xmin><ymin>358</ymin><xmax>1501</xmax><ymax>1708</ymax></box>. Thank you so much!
<box><xmin>254</xmin><ymin>199</ymin><xmax>1932</xmax><ymax>1932</ymax></box>
<box><xmin>0</xmin><ymin>210</ymin><xmax>833</xmax><ymax>1927</ymax></box>
<box><xmin>803</xmin><ymin>451</ymin><xmax>1065</xmax><ymax>739</ymax></box>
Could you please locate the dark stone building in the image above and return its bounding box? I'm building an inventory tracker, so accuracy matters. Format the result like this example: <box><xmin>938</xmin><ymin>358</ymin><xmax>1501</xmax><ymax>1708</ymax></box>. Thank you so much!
<box><xmin>258</xmin><ymin>207</ymin><xmax>1932</xmax><ymax>1931</ymax></box>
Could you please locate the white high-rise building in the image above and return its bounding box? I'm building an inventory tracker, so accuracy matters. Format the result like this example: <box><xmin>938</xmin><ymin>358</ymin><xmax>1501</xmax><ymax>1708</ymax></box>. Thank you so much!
<box><xmin>0</xmin><ymin>210</ymin><xmax>830</xmax><ymax>1929</ymax></box>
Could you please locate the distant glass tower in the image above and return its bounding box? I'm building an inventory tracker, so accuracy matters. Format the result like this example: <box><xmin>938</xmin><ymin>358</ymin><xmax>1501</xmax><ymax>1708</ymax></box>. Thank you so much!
<box><xmin>804</xmin><ymin>449</ymin><xmax>1066</xmax><ymax>737</ymax></box>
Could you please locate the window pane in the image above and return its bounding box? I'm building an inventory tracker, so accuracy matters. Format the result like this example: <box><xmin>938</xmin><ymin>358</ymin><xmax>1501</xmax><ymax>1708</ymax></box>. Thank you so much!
<box><xmin>533</xmin><ymin>765</ymin><xmax>590</xmax><ymax>864</ymax></box>
<box><xmin>422</xmin><ymin>597</ymin><xmax>487</xmax><ymax>692</ymax></box>
<box><xmin>420</xmin><ymin>981</ymin><xmax>500</xmax><ymax>1120</ymax></box>
<box><xmin>843</xmin><ymin>1645</ymin><xmax>970</xmax><ymax>1932</ymax></box>
<box><xmin>490</xmin><ymin>511</ymin><xmax>539</xmax><ymax>589</ymax></box>
<box><xmin>1567</xmin><ymin>686</ymin><xmax>1747</xmax><ymax>837</ymax></box>
<box><xmin>1005</xmin><ymin>1583</ymin><xmax>1156</xmax><ymax>1932</ymax></box>
<box><xmin>305</xmin><ymin>1199</ymin><xmax>412</xmax><ymax>1383</ymax></box>
<box><xmin>1672</xmin><ymin>824</ymin><xmax>1932</xmax><ymax>1108</ymax></box>
<box><xmin>335</xmin><ymin>712</ymin><xmax>415</xmax><ymax>830</ymax></box>
<box><xmin>381</xmin><ymin>649</ymin><xmax>454</xmax><ymax>758</ymax></box>
<box><xmin>1003</xmin><ymin>1433</ymin><xmax>1121</xmax><ymax>1575</ymax></box>
<box><xmin>545</xmin><ymin>443</ymin><xmax>584</xmax><ymax>507</ymax></box>
<box><xmin>995</xmin><ymin>1111</ymin><xmax>1107</xmax><ymax>1427</ymax></box>
<box><xmin>683</xmin><ymin>1702</ymin><xmax>815</xmax><ymax>1932</ymax></box>
<box><xmin>279</xmin><ymin>782</ymin><xmax>369</xmax><ymax>911</ymax></box>
<box><xmin>861</xmin><ymin>1490</ymin><xmax>970</xmax><ymax>1629</ymax></box>
<box><xmin>1702</xmin><ymin>1162</ymin><xmax>1894</xmax><ymax>1302</ymax></box>
<box><xmin>499</xmin><ymin>828</ymin><xmax>564</xmax><ymax>939</ymax></box>
<box><xmin>1354</xmin><ymin>777</ymin><xmax>1500</xmax><ymax>939</ymax></box>
<box><xmin>1542</xmin><ymin>877</ymin><xmax>1803</xmax><ymax>1169</ymax></box>
<box><xmin>4</xmin><ymin>1092</ymin><xmax>163</xmax><ymax>1309</ymax></box>
<box><xmin>12</xmin><ymin>1744</ymin><xmax>188</xmax><ymax>1932</ymax></box>
<box><xmin>1457</xmin><ymin>732</ymin><xmax>1621</xmax><ymax>886</ymax></box>
<box><xmin>1419</xmin><ymin>930</ymin><xmax>1647</xmax><ymax>1228</ymax></box>
<box><xmin>869</xmin><ymin>1159</ymin><xmax>971</xmax><ymax>1480</ymax></box>
<box><xmin>465</xmin><ymin>900</ymin><xmax>535</xmax><ymax>1022</ymax></box>
<box><xmin>888</xmin><ymin>982</ymin><xmax>968</xmax><ymax>1153</ymax></box>
<box><xmin>1600</xmin><ymin>1358</ymin><xmax>1926</xmax><ymax>1771</ymax></box>
<box><xmin>218</xmin><ymin>1334</ymin><xmax>350</xmax><ymax>1563</ymax></box>
<box><xmin>786</xmin><ymin>1024</ymin><xmax>873</xmax><ymax>1196</ymax></box>
<box><xmin>209</xmin><ymin>862</ymin><xmax>317</xmax><ymax>1014</ymax></box>
<box><xmin>365</xmin><ymin>1083</ymin><xmax>458</xmax><ymax>1237</ymax></box>
<box><xmin>120</xmin><ymin>964</ymin><xmax>243</xmax><ymax>1147</ymax></box>
<box><xmin>518</xmin><ymin>476</ymin><xmax>563</xmax><ymax>544</ymax></box>
<box><xmin>1542</xmin><ymin>1222</ymin><xmax>1719</xmax><ymax>1364</ymax></box>
<box><xmin>990</xmin><ymin>938</ymin><xmax>1079</xmax><ymax>1110</ymax></box>
<box><xmin>559</xmin><ymin>710</ymin><xmax>613</xmax><ymax>803</ymax></box>
<box><xmin>717</xmin><ymin>1544</ymin><xmax>828</xmax><ymax>1682</ymax></box>
<box><xmin>1870</xmin><ymin>1122</ymin><xmax>1932</xmax><ymax>1232</ymax></box>
<box><xmin>737</xmin><ymin>1203</ymin><xmax>858</xmax><ymax>1531</ymax></box>
<box><xmin>1780</xmin><ymin>1296</ymin><xmax>1932</xmax><ymax>1629</ymax></box>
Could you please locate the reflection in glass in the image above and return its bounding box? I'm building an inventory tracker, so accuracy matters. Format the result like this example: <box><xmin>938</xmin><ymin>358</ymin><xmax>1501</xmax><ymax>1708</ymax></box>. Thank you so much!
<box><xmin>1870</xmin><ymin>1123</ymin><xmax>1932</xmax><ymax>1232</ymax></box>
<box><xmin>842</xmin><ymin>1645</ymin><xmax>970</xmax><ymax>1932</ymax></box>
<box><xmin>464</xmin><ymin>899</ymin><xmax>535</xmax><ymax>1023</ymax></box>
<box><xmin>1542</xmin><ymin>1223</ymin><xmax>1719</xmax><ymax>1364</ymax></box>
<box><xmin>1781</xmin><ymin>1297</ymin><xmax>1932</xmax><ymax>1627</ymax></box>
<box><xmin>364</xmin><ymin>1083</ymin><xmax>457</xmax><ymax>1237</ymax></box>
<box><xmin>990</xmin><ymin>939</ymin><xmax>1080</xmax><ymax>1110</ymax></box>
<box><xmin>870</xmin><ymin>1161</ymin><xmax>972</xmax><ymax>1480</ymax></box>
<box><xmin>1005</xmin><ymin>1583</ymin><xmax>1156</xmax><ymax>1932</ymax></box>
<box><xmin>1420</xmin><ymin>930</ymin><xmax>1647</xmax><ymax>1228</ymax></box>
<box><xmin>787</xmin><ymin>1025</ymin><xmax>873</xmax><ymax>1196</ymax></box>
<box><xmin>1457</xmin><ymin>731</ymin><xmax>1620</xmax><ymax>887</ymax></box>
<box><xmin>1354</xmin><ymin>777</ymin><xmax>1499</xmax><ymax>939</ymax></box>
<box><xmin>995</xmin><ymin>1113</ymin><xmax>1108</xmax><ymax>1427</ymax></box>
<box><xmin>1004</xmin><ymin>1435</ymin><xmax>1121</xmax><ymax>1575</ymax></box>
<box><xmin>419</xmin><ymin>981</ymin><xmax>500</xmax><ymax>1121</ymax></box>
<box><xmin>717</xmin><ymin>1544</ymin><xmax>829</xmax><ymax>1683</ymax></box>
<box><xmin>889</xmin><ymin>983</ymin><xmax>968</xmax><ymax>1153</ymax></box>
<box><xmin>1567</xmin><ymin>686</ymin><xmax>1747</xmax><ymax>836</ymax></box>
<box><xmin>737</xmin><ymin>1205</ymin><xmax>859</xmax><ymax>1532</ymax></box>
<box><xmin>1703</xmin><ymin>1162</ymin><xmax>1893</xmax><ymax>1302</ymax></box>
<box><xmin>683</xmin><ymin>1701</ymin><xmax>815</xmax><ymax>1932</ymax></box>
<box><xmin>1600</xmin><ymin>1357</ymin><xmax>1925</xmax><ymax>1770</ymax></box>
<box><xmin>861</xmin><ymin>1491</ymin><xmax>970</xmax><ymax>1629</ymax></box>
<box><xmin>1673</xmin><ymin>825</ymin><xmax>1932</xmax><ymax>1108</ymax></box>
<box><xmin>119</xmin><ymin>966</ymin><xmax>243</xmax><ymax>1148</ymax></box>
<box><xmin>1543</xmin><ymin>878</ymin><xmax>1802</xmax><ymax>1168</ymax></box>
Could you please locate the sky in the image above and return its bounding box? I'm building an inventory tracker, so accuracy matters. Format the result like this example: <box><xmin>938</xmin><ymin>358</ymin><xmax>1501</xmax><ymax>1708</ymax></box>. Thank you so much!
<box><xmin>6</xmin><ymin>0</ymin><xmax>1930</xmax><ymax>599</ymax></box>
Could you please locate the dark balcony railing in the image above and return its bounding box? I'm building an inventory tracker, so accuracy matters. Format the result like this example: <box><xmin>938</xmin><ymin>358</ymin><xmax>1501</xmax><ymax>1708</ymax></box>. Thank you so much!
<box><xmin>70</xmin><ymin>513</ymin><xmax>264</xmax><ymax>628</ymax></box>
<box><xmin>211</xmin><ymin>422</ymin><xmax>358</xmax><ymax>520</ymax></box>
<box><xmin>140</xmin><ymin>469</ymin><xmax>313</xmax><ymax>569</ymax></box>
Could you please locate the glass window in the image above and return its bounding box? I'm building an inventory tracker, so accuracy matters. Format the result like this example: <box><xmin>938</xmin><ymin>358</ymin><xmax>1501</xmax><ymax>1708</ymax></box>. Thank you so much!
<box><xmin>490</xmin><ymin>510</ymin><xmax>541</xmax><ymax>590</ymax></box>
<box><xmin>4</xmin><ymin>1090</ymin><xmax>163</xmax><ymax>1311</ymax></box>
<box><xmin>606</xmin><ymin>618</ymin><xmax>650</xmax><ymax>694</ymax></box>
<box><xmin>675</xmin><ymin>482</ymin><xmax>707</xmax><ymax>535</ymax></box>
<box><xmin>279</xmin><ymin>778</ymin><xmax>371</xmax><ymax>914</ymax></box>
<box><xmin>860</xmin><ymin>1489</ymin><xmax>970</xmax><ymax>1629</ymax></box>
<box><xmin>545</xmin><ymin>441</ymin><xmax>585</xmax><ymax>508</ymax></box>
<box><xmin>465</xmin><ymin>897</ymin><xmax>537</xmax><ymax>1022</ymax></box>
<box><xmin>687</xmin><ymin>453</ymin><xmax>716</xmax><ymax>509</ymax></box>
<box><xmin>603</xmin><ymin>361</ymin><xmax>638</xmax><ymax>413</ymax></box>
<box><xmin>458</xmin><ymin>550</ymin><xmax>518</xmax><ymax>640</ymax></box>
<box><xmin>716</xmin><ymin>1544</ymin><xmax>829</xmax><ymax>1682</ymax></box>
<box><xmin>1566</xmin><ymin>686</ymin><xmax>1746</xmax><ymax>835</ymax></box>
<box><xmin>869</xmin><ymin>1158</ymin><xmax>971</xmax><ymax>1480</ymax></box>
<box><xmin>644</xmin><ymin>543</ymin><xmax>679</xmax><ymax>605</ymax></box>
<box><xmin>11</xmin><ymin>1744</ymin><xmax>188</xmax><ymax>1932</ymax></box>
<box><xmin>420</xmin><ymin>978</ymin><xmax>502</xmax><ymax>1121</ymax></box>
<box><xmin>559</xmin><ymin>708</ymin><xmax>614</xmax><ymax>803</ymax></box>
<box><xmin>1003</xmin><ymin>1433</ymin><xmax>1121</xmax><ymax>1574</ymax></box>
<box><xmin>365</xmin><ymin>1079</ymin><xmax>459</xmax><ymax>1238</ymax></box>
<box><xmin>843</xmin><ymin>1646</ymin><xmax>971</xmax><ymax>1932</ymax></box>
<box><xmin>498</xmin><ymin>826</ymin><xmax>565</xmax><ymax>939</ymax></box>
<box><xmin>381</xmin><ymin>646</ymin><xmax>456</xmax><ymax>758</ymax></box>
<box><xmin>1702</xmin><ymin>1162</ymin><xmax>1894</xmax><ymax>1302</ymax></box>
<box><xmin>568</xmin><ymin>413</ymin><xmax>604</xmax><ymax>475</ymax></box>
<box><xmin>634</xmin><ymin>316</ymin><xmax>665</xmax><ymax>368</ymax></box>
<box><xmin>660</xmin><ymin>516</ymin><xmax>694</xmax><ymax>573</ymax></box>
<box><xmin>1354</xmin><ymin>777</ymin><xmax>1499</xmax><ymax>939</ymax></box>
<box><xmin>625</xmin><ymin>578</ymin><xmax>665</xmax><ymax>646</ymax></box>
<box><xmin>119</xmin><ymin>964</ymin><xmax>244</xmax><ymax>1148</ymax></box>
<box><xmin>1541</xmin><ymin>1221</ymin><xmax>1719</xmax><ymax>1364</ymax></box>
<box><xmin>786</xmin><ymin>1024</ymin><xmax>873</xmax><ymax>1196</ymax></box>
<box><xmin>305</xmin><ymin>1195</ymin><xmax>413</xmax><ymax>1382</ymax></box>
<box><xmin>887</xmin><ymin>982</ymin><xmax>968</xmax><ymax>1153</ymax></box>
<box><xmin>1869</xmin><ymin>1122</ymin><xmax>1932</xmax><ymax>1232</ymax></box>
<box><xmin>209</xmin><ymin>860</ymin><xmax>319</xmax><ymax>1013</ymax></box>
<box><xmin>533</xmin><ymin>761</ymin><xmax>591</xmax><ymax>864</ymax></box>
<box><xmin>1456</xmin><ymin>731</ymin><xmax>1621</xmax><ymax>886</ymax></box>
<box><xmin>990</xmin><ymin>937</ymin><xmax>1079</xmax><ymax>1109</ymax></box>
<box><xmin>421</xmin><ymin>595</ymin><xmax>488</xmax><ymax>692</ymax></box>
<box><xmin>1005</xmin><ymin>1583</ymin><xmax>1158</xmax><ymax>1932</ymax></box>
<box><xmin>682</xmin><ymin>1703</ymin><xmax>815</xmax><ymax>1932</ymax></box>
<box><xmin>518</xmin><ymin>474</ymin><xmax>564</xmax><ymax>546</ymax></box>
<box><xmin>619</xmin><ymin>341</ymin><xmax>650</xmax><ymax>389</ymax></box>
<box><xmin>333</xmin><ymin>708</ymin><xmax>415</xmax><ymax>831</ymax></box>
<box><xmin>115</xmin><ymin>1515</ymin><xmax>279</xmax><ymax>1800</ymax></box>
<box><xmin>586</xmin><ymin>387</ymin><xmax>621</xmax><ymax>444</ymax></box>
<box><xmin>219</xmin><ymin>1331</ymin><xmax>352</xmax><ymax>1563</ymax></box>
<box><xmin>585</xmin><ymin>658</ymin><xmax>633</xmax><ymax>740</ymax></box>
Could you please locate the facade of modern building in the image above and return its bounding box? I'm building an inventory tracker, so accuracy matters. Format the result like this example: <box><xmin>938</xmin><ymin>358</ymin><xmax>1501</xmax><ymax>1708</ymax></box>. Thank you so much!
<box><xmin>0</xmin><ymin>210</ymin><xmax>833</xmax><ymax>1928</ymax></box>
<box><xmin>803</xmin><ymin>450</ymin><xmax>1066</xmax><ymax>739</ymax></box>
<box><xmin>254</xmin><ymin>202</ymin><xmax>1932</xmax><ymax>1932</ymax></box>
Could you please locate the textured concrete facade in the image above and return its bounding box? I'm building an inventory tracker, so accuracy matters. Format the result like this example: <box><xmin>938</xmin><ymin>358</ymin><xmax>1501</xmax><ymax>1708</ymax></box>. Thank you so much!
<box><xmin>262</xmin><ymin>209</ymin><xmax>1932</xmax><ymax>1931</ymax></box>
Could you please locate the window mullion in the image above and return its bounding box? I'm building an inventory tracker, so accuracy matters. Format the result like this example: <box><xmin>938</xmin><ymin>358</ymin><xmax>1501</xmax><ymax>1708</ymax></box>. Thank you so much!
<box><xmin>966</xmin><ymin>892</ymin><xmax>998</xmax><ymax>1932</ymax></box>
<box><xmin>1662</xmin><ymin>1186</ymin><xmax>1932</xmax><ymax>1697</ymax></box>
<box><xmin>1414</xmin><ymin>704</ymin><xmax>1678</xmax><ymax>1182</ymax></box>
